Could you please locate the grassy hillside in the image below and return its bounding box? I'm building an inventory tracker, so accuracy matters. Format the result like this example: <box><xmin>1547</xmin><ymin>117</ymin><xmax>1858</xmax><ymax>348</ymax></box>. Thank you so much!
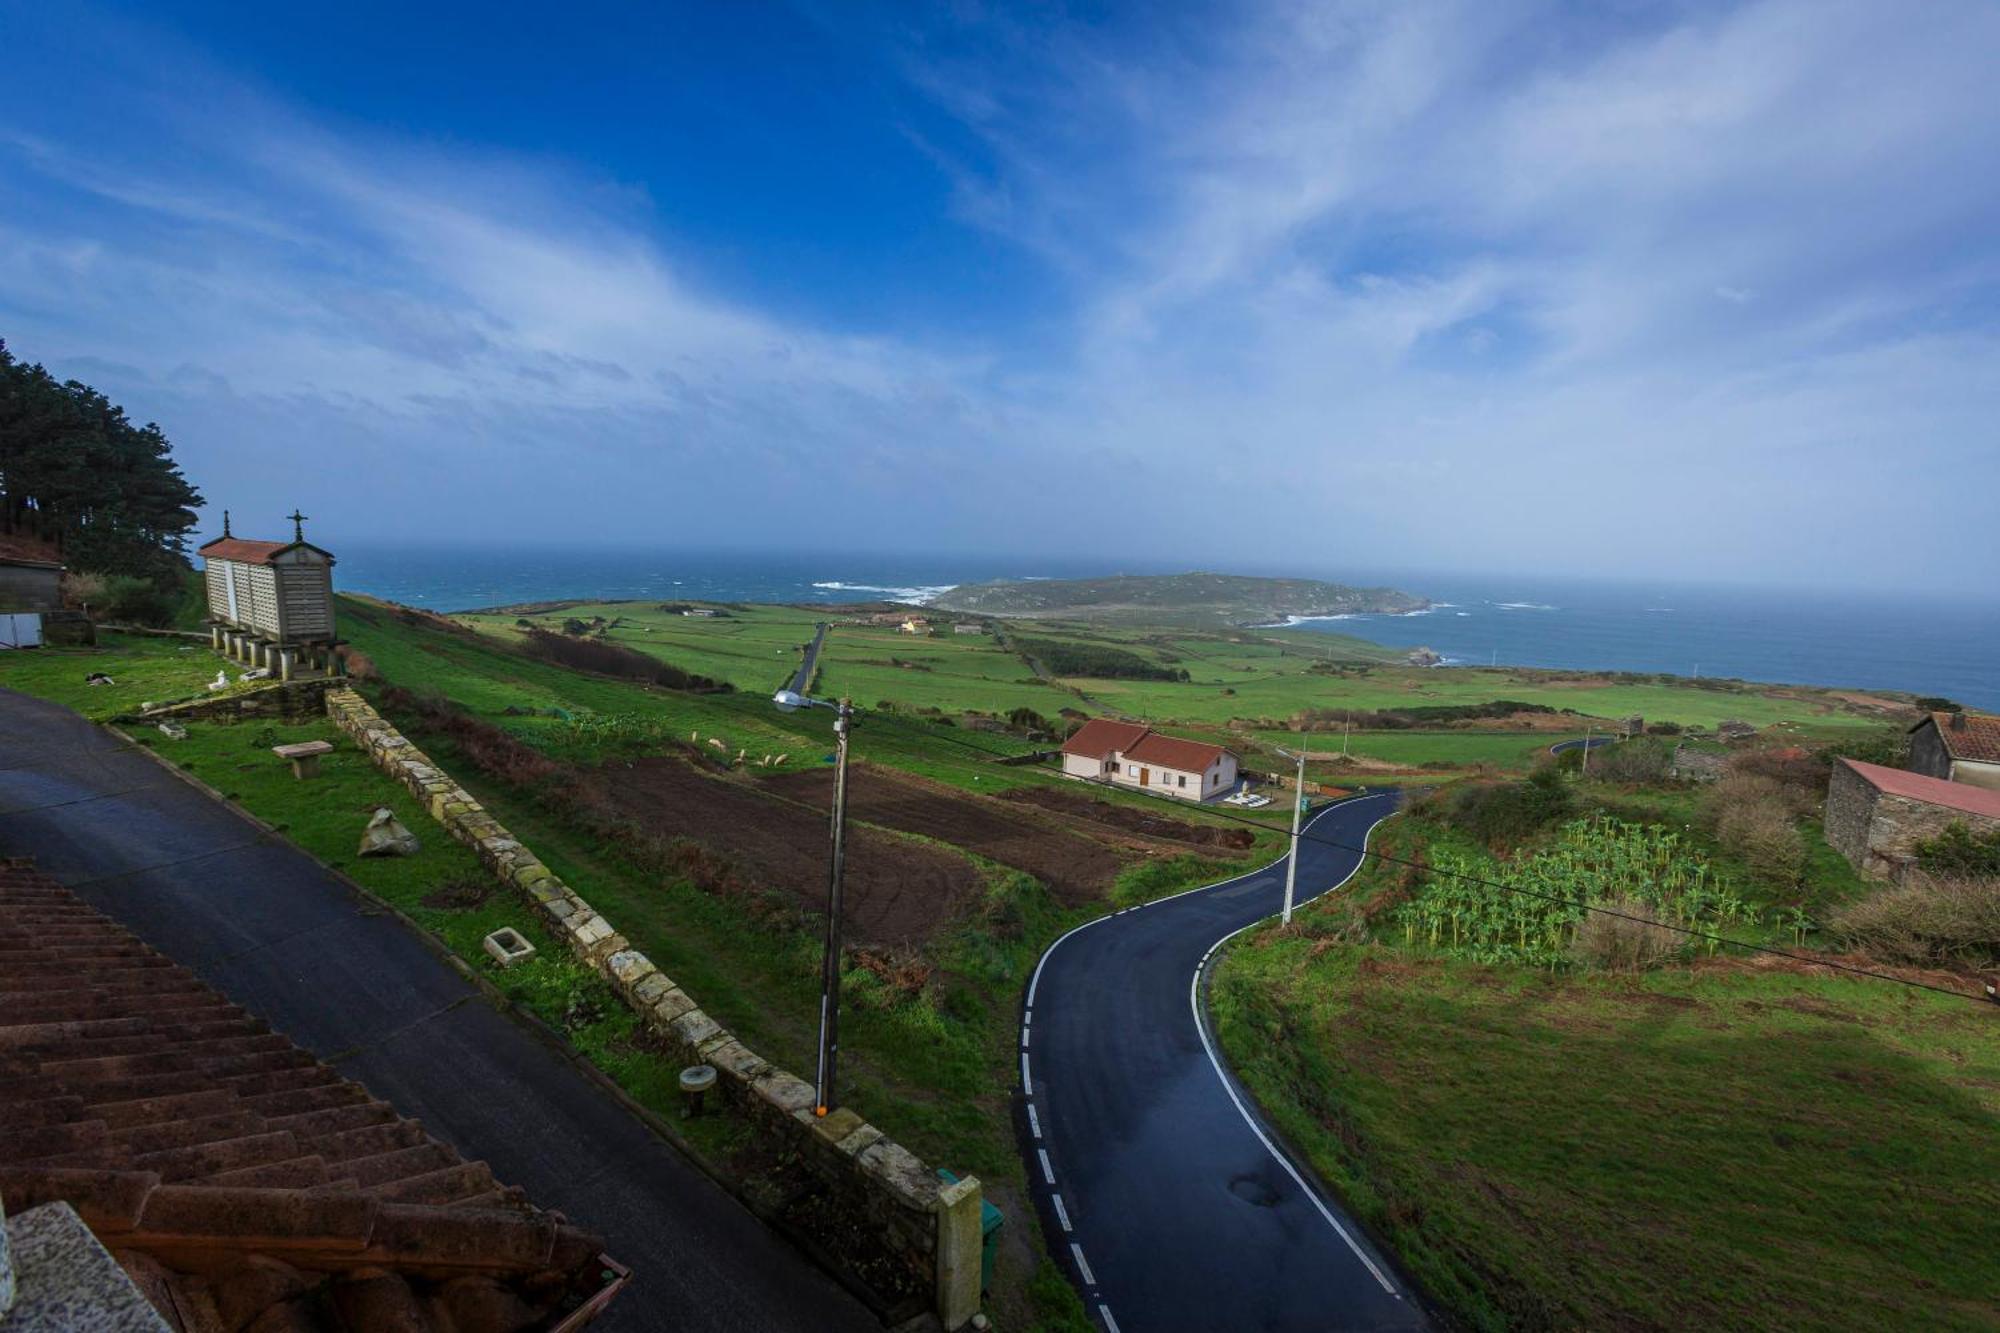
<box><xmin>931</xmin><ymin>571</ymin><xmax>1427</xmax><ymax>625</ymax></box>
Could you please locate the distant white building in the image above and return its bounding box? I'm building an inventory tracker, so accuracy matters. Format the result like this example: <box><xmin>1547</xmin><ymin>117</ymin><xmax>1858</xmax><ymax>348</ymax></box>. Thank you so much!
<box><xmin>899</xmin><ymin>617</ymin><xmax>931</xmax><ymax>634</ymax></box>
<box><xmin>1060</xmin><ymin>718</ymin><xmax>1238</xmax><ymax>802</ymax></box>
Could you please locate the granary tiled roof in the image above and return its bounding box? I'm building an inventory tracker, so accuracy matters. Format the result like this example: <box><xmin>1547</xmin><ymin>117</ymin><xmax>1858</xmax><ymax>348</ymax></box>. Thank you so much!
<box><xmin>1914</xmin><ymin>710</ymin><xmax>2000</xmax><ymax>765</ymax></box>
<box><xmin>0</xmin><ymin>859</ymin><xmax>624</xmax><ymax>1331</ymax></box>
<box><xmin>1839</xmin><ymin>759</ymin><xmax>2000</xmax><ymax>821</ymax></box>
<box><xmin>195</xmin><ymin>537</ymin><xmax>293</xmax><ymax>565</ymax></box>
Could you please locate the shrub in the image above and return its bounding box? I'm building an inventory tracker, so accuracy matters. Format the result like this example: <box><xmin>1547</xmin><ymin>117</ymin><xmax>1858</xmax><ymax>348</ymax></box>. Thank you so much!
<box><xmin>1645</xmin><ymin>721</ymin><xmax>1683</xmax><ymax>736</ymax></box>
<box><xmin>1584</xmin><ymin>738</ymin><xmax>1673</xmax><ymax>784</ymax></box>
<box><xmin>1828</xmin><ymin>874</ymin><xmax>2000</xmax><ymax>967</ymax></box>
<box><xmin>1914</xmin><ymin>822</ymin><xmax>2000</xmax><ymax>878</ymax></box>
<box><xmin>59</xmin><ymin>570</ymin><xmax>107</xmax><ymax>609</ymax></box>
<box><xmin>1434</xmin><ymin>767</ymin><xmax>1574</xmax><ymax>847</ymax></box>
<box><xmin>92</xmin><ymin>573</ymin><xmax>178</xmax><ymax>625</ymax></box>
<box><xmin>1571</xmin><ymin>896</ymin><xmax>1685</xmax><ymax>971</ymax></box>
<box><xmin>1710</xmin><ymin>790</ymin><xmax>1807</xmax><ymax>888</ymax></box>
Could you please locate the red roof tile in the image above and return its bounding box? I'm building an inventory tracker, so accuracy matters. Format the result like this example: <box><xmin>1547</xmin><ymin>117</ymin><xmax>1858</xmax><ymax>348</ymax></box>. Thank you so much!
<box><xmin>1060</xmin><ymin>718</ymin><xmax>1230</xmax><ymax>774</ymax></box>
<box><xmin>1913</xmin><ymin>711</ymin><xmax>2000</xmax><ymax>765</ymax></box>
<box><xmin>1839</xmin><ymin>759</ymin><xmax>2000</xmax><ymax>820</ymax></box>
<box><xmin>1060</xmin><ymin>718</ymin><xmax>1150</xmax><ymax>760</ymax></box>
<box><xmin>0</xmin><ymin>860</ymin><xmax>621</xmax><ymax>1330</ymax></box>
<box><xmin>195</xmin><ymin>537</ymin><xmax>291</xmax><ymax>564</ymax></box>
<box><xmin>1124</xmin><ymin>731</ymin><xmax>1228</xmax><ymax>774</ymax></box>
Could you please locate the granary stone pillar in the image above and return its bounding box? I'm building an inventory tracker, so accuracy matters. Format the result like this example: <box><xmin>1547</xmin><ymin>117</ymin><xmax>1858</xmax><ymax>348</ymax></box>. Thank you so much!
<box><xmin>210</xmin><ymin>624</ymin><xmax>222</xmax><ymax>651</ymax></box>
<box><xmin>279</xmin><ymin>650</ymin><xmax>293</xmax><ymax>682</ymax></box>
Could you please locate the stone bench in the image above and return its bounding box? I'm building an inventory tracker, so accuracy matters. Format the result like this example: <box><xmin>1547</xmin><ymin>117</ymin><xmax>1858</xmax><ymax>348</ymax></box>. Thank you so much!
<box><xmin>272</xmin><ymin>740</ymin><xmax>335</xmax><ymax>779</ymax></box>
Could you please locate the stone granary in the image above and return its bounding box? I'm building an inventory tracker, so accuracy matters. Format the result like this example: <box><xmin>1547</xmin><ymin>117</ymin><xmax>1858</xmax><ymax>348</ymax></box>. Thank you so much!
<box><xmin>196</xmin><ymin>510</ymin><xmax>337</xmax><ymax>678</ymax></box>
<box><xmin>1906</xmin><ymin>710</ymin><xmax>2000</xmax><ymax>791</ymax></box>
<box><xmin>0</xmin><ymin>859</ymin><xmax>627</xmax><ymax>1330</ymax></box>
<box><xmin>1823</xmin><ymin>758</ymin><xmax>2000</xmax><ymax>880</ymax></box>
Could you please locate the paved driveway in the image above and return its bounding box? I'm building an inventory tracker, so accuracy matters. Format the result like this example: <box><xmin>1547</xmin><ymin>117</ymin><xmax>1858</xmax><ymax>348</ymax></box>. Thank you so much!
<box><xmin>0</xmin><ymin>687</ymin><xmax>878</xmax><ymax>1333</ymax></box>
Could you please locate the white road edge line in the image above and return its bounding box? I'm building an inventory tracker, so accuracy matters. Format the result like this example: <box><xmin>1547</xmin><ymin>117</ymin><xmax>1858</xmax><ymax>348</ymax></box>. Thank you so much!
<box><xmin>1052</xmin><ymin>1192</ymin><xmax>1072</xmax><ymax>1232</ymax></box>
<box><xmin>1071</xmin><ymin>1243</ymin><xmax>1097</xmax><ymax>1287</ymax></box>
<box><xmin>1021</xmin><ymin>1026</ymin><xmax>1031</xmax><ymax>1048</ymax></box>
<box><xmin>1028</xmin><ymin>1103</ymin><xmax>1042</xmax><ymax>1139</ymax></box>
<box><xmin>1021</xmin><ymin>1052</ymin><xmax>1033</xmax><ymax>1096</ymax></box>
<box><xmin>1189</xmin><ymin>794</ymin><xmax>1403</xmax><ymax>1297</ymax></box>
<box><xmin>1039</xmin><ymin>1148</ymin><xmax>1055</xmax><ymax>1185</ymax></box>
<box><xmin>1098</xmin><ymin>1305</ymin><xmax>1121</xmax><ymax>1333</ymax></box>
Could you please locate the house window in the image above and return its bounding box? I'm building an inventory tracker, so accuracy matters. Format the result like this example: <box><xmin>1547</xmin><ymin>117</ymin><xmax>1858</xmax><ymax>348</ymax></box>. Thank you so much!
<box><xmin>1178</xmin><ymin>775</ymin><xmax>1186</xmax><ymax>788</ymax></box>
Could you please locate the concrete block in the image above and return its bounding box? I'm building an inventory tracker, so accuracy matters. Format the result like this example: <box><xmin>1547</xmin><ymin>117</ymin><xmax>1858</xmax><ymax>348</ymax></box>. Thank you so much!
<box><xmin>668</xmin><ymin>1008</ymin><xmax>722</xmax><ymax>1049</ymax></box>
<box><xmin>935</xmin><ymin>1174</ymin><xmax>985</xmax><ymax>1329</ymax></box>
<box><xmin>648</xmin><ymin>988</ymin><xmax>697</xmax><ymax>1028</ymax></box>
<box><xmin>752</xmin><ymin>1070</ymin><xmax>817</xmax><ymax>1119</ymax></box>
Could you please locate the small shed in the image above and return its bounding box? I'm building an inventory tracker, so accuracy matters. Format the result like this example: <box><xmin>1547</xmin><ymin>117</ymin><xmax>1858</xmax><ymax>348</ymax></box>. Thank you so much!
<box><xmin>1906</xmin><ymin>711</ymin><xmax>2000</xmax><ymax>792</ymax></box>
<box><xmin>0</xmin><ymin>532</ymin><xmax>63</xmax><ymax>614</ymax></box>
<box><xmin>1824</xmin><ymin>758</ymin><xmax>2000</xmax><ymax>879</ymax></box>
<box><xmin>197</xmin><ymin>511</ymin><xmax>337</xmax><ymax>673</ymax></box>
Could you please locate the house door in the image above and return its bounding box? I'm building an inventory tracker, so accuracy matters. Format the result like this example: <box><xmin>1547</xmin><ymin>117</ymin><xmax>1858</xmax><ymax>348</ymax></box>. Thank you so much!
<box><xmin>1139</xmin><ymin>768</ymin><xmax>1150</xmax><ymax>787</ymax></box>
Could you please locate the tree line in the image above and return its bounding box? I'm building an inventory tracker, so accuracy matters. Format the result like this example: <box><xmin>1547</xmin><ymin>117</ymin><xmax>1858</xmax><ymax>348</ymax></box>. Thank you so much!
<box><xmin>0</xmin><ymin>338</ymin><xmax>203</xmax><ymax>592</ymax></box>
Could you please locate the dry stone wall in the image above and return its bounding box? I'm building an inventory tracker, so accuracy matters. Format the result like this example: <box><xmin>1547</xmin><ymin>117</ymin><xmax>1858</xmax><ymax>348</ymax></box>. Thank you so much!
<box><xmin>322</xmin><ymin>689</ymin><xmax>982</xmax><ymax>1328</ymax></box>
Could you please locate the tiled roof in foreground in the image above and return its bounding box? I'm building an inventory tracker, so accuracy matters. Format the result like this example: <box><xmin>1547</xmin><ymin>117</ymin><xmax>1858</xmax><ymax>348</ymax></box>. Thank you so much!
<box><xmin>0</xmin><ymin>859</ymin><xmax>624</xmax><ymax>1331</ymax></box>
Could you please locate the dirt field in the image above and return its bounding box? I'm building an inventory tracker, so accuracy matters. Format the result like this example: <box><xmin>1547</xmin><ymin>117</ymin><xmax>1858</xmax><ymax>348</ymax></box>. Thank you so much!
<box><xmin>595</xmin><ymin>757</ymin><xmax>983</xmax><ymax>945</ymax></box>
<box><xmin>997</xmin><ymin>786</ymin><xmax>1255</xmax><ymax>852</ymax></box>
<box><xmin>760</xmin><ymin>764</ymin><xmax>1133</xmax><ymax>905</ymax></box>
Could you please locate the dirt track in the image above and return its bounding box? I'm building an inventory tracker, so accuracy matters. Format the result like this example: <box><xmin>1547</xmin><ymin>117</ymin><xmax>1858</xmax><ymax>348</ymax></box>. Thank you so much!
<box><xmin>759</xmin><ymin>766</ymin><xmax>1131</xmax><ymax>906</ymax></box>
<box><xmin>595</xmin><ymin>757</ymin><xmax>982</xmax><ymax>946</ymax></box>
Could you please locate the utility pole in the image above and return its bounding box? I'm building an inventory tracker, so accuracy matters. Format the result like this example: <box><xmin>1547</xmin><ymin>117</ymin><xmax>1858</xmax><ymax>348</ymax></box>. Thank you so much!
<box><xmin>815</xmin><ymin>698</ymin><xmax>853</xmax><ymax>1116</ymax></box>
<box><xmin>1581</xmin><ymin>725</ymin><xmax>1592</xmax><ymax>776</ymax></box>
<box><xmin>1341</xmin><ymin>712</ymin><xmax>1351</xmax><ymax>757</ymax></box>
<box><xmin>773</xmin><ymin>686</ymin><xmax>856</xmax><ymax>1117</ymax></box>
<box><xmin>1278</xmin><ymin>746</ymin><xmax>1307</xmax><ymax>925</ymax></box>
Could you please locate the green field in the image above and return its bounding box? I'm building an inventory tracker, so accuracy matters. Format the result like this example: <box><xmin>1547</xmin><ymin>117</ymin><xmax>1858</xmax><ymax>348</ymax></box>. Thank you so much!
<box><xmin>1213</xmin><ymin>938</ymin><xmax>2000</xmax><ymax>1331</ymax></box>
<box><xmin>453</xmin><ymin>600</ymin><xmax>1903</xmax><ymax>765</ymax></box>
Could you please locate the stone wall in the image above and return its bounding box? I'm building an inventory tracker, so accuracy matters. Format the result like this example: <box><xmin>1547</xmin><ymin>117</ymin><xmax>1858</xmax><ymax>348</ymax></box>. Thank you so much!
<box><xmin>1823</xmin><ymin>761</ymin><xmax>1877</xmax><ymax>871</ymax></box>
<box><xmin>322</xmin><ymin>689</ymin><xmax>982</xmax><ymax>1328</ymax></box>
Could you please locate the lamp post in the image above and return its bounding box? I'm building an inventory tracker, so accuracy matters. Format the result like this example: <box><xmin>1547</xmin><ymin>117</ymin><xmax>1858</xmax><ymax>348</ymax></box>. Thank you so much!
<box><xmin>1275</xmin><ymin>746</ymin><xmax>1309</xmax><ymax>925</ymax></box>
<box><xmin>773</xmin><ymin>687</ymin><xmax>853</xmax><ymax>1117</ymax></box>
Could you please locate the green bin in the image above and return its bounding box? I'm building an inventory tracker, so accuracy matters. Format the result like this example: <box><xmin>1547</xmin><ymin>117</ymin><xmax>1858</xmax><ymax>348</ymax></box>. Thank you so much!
<box><xmin>937</xmin><ymin>1168</ymin><xmax>1004</xmax><ymax>1293</ymax></box>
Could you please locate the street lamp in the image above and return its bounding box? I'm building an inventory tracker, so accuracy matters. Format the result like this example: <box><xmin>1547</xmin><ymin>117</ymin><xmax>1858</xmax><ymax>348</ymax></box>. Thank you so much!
<box><xmin>772</xmin><ymin>688</ymin><xmax>854</xmax><ymax>1117</ymax></box>
<box><xmin>1274</xmin><ymin>746</ymin><xmax>1311</xmax><ymax>925</ymax></box>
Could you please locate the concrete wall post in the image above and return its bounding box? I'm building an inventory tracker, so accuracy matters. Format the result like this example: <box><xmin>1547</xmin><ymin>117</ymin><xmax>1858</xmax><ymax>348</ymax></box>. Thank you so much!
<box><xmin>935</xmin><ymin>1174</ymin><xmax>984</xmax><ymax>1330</ymax></box>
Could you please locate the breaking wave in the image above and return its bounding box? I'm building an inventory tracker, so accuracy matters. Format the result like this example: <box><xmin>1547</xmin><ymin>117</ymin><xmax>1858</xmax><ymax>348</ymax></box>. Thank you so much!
<box><xmin>810</xmin><ymin>580</ymin><xmax>954</xmax><ymax>605</ymax></box>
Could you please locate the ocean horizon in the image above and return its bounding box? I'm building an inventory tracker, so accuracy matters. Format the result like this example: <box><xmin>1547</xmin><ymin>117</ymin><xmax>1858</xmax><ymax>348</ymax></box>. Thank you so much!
<box><xmin>329</xmin><ymin>545</ymin><xmax>2000</xmax><ymax>711</ymax></box>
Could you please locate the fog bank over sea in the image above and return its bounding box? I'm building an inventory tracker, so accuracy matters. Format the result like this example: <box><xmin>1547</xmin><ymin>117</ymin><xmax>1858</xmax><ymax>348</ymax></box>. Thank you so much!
<box><xmin>333</xmin><ymin>547</ymin><xmax>2000</xmax><ymax>710</ymax></box>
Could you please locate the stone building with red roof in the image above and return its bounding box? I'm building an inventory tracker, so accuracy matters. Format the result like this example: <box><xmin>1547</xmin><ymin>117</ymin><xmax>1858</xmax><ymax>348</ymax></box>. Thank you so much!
<box><xmin>1059</xmin><ymin>718</ymin><xmax>1239</xmax><ymax>802</ymax></box>
<box><xmin>1824</xmin><ymin>758</ymin><xmax>2000</xmax><ymax>879</ymax></box>
<box><xmin>1907</xmin><ymin>710</ymin><xmax>2000</xmax><ymax>792</ymax></box>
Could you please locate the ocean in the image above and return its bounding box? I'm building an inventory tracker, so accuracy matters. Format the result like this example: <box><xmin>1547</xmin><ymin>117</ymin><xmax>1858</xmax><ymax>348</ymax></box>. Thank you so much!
<box><xmin>332</xmin><ymin>546</ymin><xmax>2000</xmax><ymax>710</ymax></box>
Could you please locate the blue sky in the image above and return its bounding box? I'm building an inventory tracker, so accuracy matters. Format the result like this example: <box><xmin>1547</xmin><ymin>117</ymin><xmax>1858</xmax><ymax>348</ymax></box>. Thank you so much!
<box><xmin>3</xmin><ymin>1</ymin><xmax>1997</xmax><ymax>593</ymax></box>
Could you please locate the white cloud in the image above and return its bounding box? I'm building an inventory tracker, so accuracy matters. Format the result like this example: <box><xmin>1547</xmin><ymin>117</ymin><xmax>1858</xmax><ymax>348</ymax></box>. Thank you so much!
<box><xmin>2</xmin><ymin>0</ymin><xmax>1998</xmax><ymax>592</ymax></box>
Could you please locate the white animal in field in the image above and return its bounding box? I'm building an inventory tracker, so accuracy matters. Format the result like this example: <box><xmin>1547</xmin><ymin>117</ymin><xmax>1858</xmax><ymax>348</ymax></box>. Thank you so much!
<box><xmin>206</xmin><ymin>671</ymin><xmax>230</xmax><ymax>692</ymax></box>
<box><xmin>706</xmin><ymin>737</ymin><xmax>725</xmax><ymax>751</ymax></box>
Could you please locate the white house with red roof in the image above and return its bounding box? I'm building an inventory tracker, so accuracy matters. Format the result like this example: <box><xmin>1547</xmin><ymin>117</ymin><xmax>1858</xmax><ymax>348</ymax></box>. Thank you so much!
<box><xmin>1060</xmin><ymin>718</ymin><xmax>1238</xmax><ymax>802</ymax></box>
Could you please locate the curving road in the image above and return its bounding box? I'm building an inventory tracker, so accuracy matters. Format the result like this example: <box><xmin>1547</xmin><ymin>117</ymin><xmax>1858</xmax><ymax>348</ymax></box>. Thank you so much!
<box><xmin>1021</xmin><ymin>791</ymin><xmax>1429</xmax><ymax>1332</ymax></box>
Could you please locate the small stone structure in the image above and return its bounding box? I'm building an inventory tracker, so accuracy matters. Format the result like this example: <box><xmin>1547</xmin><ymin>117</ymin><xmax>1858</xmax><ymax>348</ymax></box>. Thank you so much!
<box><xmin>1906</xmin><ymin>710</ymin><xmax>2000</xmax><ymax>791</ymax></box>
<box><xmin>322</xmin><ymin>688</ymin><xmax>984</xmax><ymax>1328</ymax></box>
<box><xmin>121</xmin><ymin>678</ymin><xmax>339</xmax><ymax>727</ymax></box>
<box><xmin>1824</xmin><ymin>757</ymin><xmax>2000</xmax><ymax>880</ymax></box>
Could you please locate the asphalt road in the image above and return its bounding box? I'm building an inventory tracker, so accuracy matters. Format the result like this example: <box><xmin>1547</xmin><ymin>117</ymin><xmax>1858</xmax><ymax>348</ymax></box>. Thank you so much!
<box><xmin>0</xmin><ymin>687</ymin><xmax>878</xmax><ymax>1333</ymax></box>
<box><xmin>789</xmin><ymin>622</ymin><xmax>827</xmax><ymax>694</ymax></box>
<box><xmin>1023</xmin><ymin>791</ymin><xmax>1429</xmax><ymax>1333</ymax></box>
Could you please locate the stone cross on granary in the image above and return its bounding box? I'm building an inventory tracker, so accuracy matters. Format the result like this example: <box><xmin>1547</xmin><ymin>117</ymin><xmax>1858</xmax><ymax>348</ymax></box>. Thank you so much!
<box><xmin>288</xmin><ymin>509</ymin><xmax>309</xmax><ymax>542</ymax></box>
